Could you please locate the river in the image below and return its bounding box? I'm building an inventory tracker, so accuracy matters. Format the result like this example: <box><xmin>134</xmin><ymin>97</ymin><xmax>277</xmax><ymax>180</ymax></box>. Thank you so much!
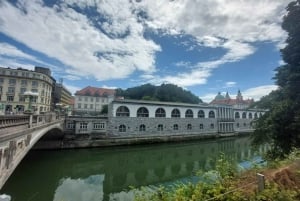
<box><xmin>0</xmin><ymin>136</ymin><xmax>267</xmax><ymax>201</ymax></box>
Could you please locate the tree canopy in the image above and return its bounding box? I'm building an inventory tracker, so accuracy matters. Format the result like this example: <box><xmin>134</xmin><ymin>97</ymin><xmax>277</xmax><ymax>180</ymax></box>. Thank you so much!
<box><xmin>116</xmin><ymin>83</ymin><xmax>202</xmax><ymax>104</ymax></box>
<box><xmin>253</xmin><ymin>0</ymin><xmax>300</xmax><ymax>158</ymax></box>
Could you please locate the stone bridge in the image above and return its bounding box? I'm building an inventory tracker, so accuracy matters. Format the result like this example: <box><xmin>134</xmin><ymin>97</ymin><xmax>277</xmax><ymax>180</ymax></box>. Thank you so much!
<box><xmin>0</xmin><ymin>113</ymin><xmax>65</xmax><ymax>189</ymax></box>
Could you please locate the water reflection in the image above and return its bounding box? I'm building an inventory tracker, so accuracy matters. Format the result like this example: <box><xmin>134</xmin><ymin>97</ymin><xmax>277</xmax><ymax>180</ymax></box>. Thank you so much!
<box><xmin>1</xmin><ymin>136</ymin><xmax>269</xmax><ymax>201</ymax></box>
<box><xmin>54</xmin><ymin>175</ymin><xmax>104</xmax><ymax>201</ymax></box>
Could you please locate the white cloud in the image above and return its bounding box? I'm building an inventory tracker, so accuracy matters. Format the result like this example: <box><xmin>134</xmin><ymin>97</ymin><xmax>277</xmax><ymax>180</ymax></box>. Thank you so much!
<box><xmin>0</xmin><ymin>43</ymin><xmax>37</xmax><ymax>61</ymax></box>
<box><xmin>224</xmin><ymin>81</ymin><xmax>236</xmax><ymax>88</ymax></box>
<box><xmin>243</xmin><ymin>85</ymin><xmax>278</xmax><ymax>101</ymax></box>
<box><xmin>200</xmin><ymin>93</ymin><xmax>217</xmax><ymax>103</ymax></box>
<box><xmin>0</xmin><ymin>0</ymin><xmax>288</xmax><ymax>87</ymax></box>
<box><xmin>0</xmin><ymin>0</ymin><xmax>161</xmax><ymax>81</ymax></box>
<box><xmin>64</xmin><ymin>75</ymin><xmax>81</xmax><ymax>81</ymax></box>
<box><xmin>63</xmin><ymin>84</ymin><xmax>81</xmax><ymax>95</ymax></box>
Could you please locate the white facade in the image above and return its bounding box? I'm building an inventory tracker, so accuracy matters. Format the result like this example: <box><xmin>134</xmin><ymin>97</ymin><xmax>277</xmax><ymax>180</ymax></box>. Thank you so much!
<box><xmin>0</xmin><ymin>67</ymin><xmax>53</xmax><ymax>114</ymax></box>
<box><xmin>74</xmin><ymin>95</ymin><xmax>114</xmax><ymax>113</ymax></box>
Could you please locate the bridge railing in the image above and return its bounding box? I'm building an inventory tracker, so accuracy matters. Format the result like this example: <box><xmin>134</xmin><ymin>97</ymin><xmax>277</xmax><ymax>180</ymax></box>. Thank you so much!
<box><xmin>0</xmin><ymin>113</ymin><xmax>65</xmax><ymax>137</ymax></box>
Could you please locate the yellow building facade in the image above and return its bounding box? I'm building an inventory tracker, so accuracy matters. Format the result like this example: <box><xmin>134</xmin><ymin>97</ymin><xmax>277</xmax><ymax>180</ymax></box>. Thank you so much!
<box><xmin>0</xmin><ymin>66</ymin><xmax>54</xmax><ymax>114</ymax></box>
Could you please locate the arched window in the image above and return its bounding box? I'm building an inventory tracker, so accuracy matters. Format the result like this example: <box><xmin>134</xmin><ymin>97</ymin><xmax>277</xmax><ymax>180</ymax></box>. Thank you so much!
<box><xmin>248</xmin><ymin>113</ymin><xmax>253</xmax><ymax>119</ymax></box>
<box><xmin>173</xmin><ymin>124</ymin><xmax>178</xmax><ymax>130</ymax></box>
<box><xmin>157</xmin><ymin>124</ymin><xmax>163</xmax><ymax>131</ymax></box>
<box><xmin>185</xmin><ymin>109</ymin><xmax>193</xmax><ymax>118</ymax></box>
<box><xmin>119</xmin><ymin>125</ymin><xmax>126</xmax><ymax>132</ymax></box>
<box><xmin>200</xmin><ymin>124</ymin><xmax>204</xmax><ymax>129</ymax></box>
<box><xmin>242</xmin><ymin>112</ymin><xmax>247</xmax><ymax>119</ymax></box>
<box><xmin>171</xmin><ymin>109</ymin><xmax>180</xmax><ymax>118</ymax></box>
<box><xmin>187</xmin><ymin>124</ymin><xmax>192</xmax><ymax>130</ymax></box>
<box><xmin>210</xmin><ymin>123</ymin><xmax>214</xmax><ymax>129</ymax></box>
<box><xmin>208</xmin><ymin>111</ymin><xmax>215</xmax><ymax>118</ymax></box>
<box><xmin>116</xmin><ymin>106</ymin><xmax>130</xmax><ymax>117</ymax></box>
<box><xmin>198</xmin><ymin>110</ymin><xmax>205</xmax><ymax>118</ymax></box>
<box><xmin>254</xmin><ymin>113</ymin><xmax>258</xmax><ymax>119</ymax></box>
<box><xmin>139</xmin><ymin>124</ymin><xmax>146</xmax><ymax>131</ymax></box>
<box><xmin>235</xmin><ymin>112</ymin><xmax>240</xmax><ymax>119</ymax></box>
<box><xmin>236</xmin><ymin>123</ymin><xmax>240</xmax><ymax>128</ymax></box>
<box><xmin>137</xmin><ymin>107</ymin><xmax>149</xmax><ymax>117</ymax></box>
<box><xmin>155</xmin><ymin>108</ymin><xmax>166</xmax><ymax>117</ymax></box>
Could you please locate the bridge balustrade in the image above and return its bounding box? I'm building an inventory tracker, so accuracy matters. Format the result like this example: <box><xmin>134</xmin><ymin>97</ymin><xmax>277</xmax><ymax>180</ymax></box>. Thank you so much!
<box><xmin>0</xmin><ymin>113</ymin><xmax>65</xmax><ymax>189</ymax></box>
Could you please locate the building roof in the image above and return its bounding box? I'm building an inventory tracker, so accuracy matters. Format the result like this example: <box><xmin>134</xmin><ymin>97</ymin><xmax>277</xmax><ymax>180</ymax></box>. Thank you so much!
<box><xmin>112</xmin><ymin>99</ymin><xmax>213</xmax><ymax>109</ymax></box>
<box><xmin>210</xmin><ymin>91</ymin><xmax>254</xmax><ymax>106</ymax></box>
<box><xmin>75</xmin><ymin>86</ymin><xmax>115</xmax><ymax>97</ymax></box>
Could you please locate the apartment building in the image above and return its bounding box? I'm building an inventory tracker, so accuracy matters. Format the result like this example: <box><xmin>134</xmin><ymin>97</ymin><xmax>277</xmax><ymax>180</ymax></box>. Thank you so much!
<box><xmin>74</xmin><ymin>86</ymin><xmax>115</xmax><ymax>114</ymax></box>
<box><xmin>0</xmin><ymin>66</ymin><xmax>54</xmax><ymax>114</ymax></box>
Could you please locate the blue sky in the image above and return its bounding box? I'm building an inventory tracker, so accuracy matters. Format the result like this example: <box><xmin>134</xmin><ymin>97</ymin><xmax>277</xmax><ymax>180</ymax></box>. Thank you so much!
<box><xmin>0</xmin><ymin>0</ymin><xmax>289</xmax><ymax>102</ymax></box>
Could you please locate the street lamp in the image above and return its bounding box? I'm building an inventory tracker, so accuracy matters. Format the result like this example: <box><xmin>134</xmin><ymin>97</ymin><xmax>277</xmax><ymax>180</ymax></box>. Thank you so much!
<box><xmin>24</xmin><ymin>91</ymin><xmax>39</xmax><ymax>114</ymax></box>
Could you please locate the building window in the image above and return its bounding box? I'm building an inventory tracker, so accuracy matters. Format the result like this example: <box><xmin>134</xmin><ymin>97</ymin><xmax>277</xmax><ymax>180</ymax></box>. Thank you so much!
<box><xmin>119</xmin><ymin>124</ymin><xmax>126</xmax><ymax>132</ymax></box>
<box><xmin>200</xmin><ymin>124</ymin><xmax>204</xmax><ymax>129</ymax></box>
<box><xmin>31</xmin><ymin>89</ymin><xmax>38</xmax><ymax>93</ymax></box>
<box><xmin>185</xmin><ymin>109</ymin><xmax>193</xmax><ymax>118</ymax></box>
<box><xmin>171</xmin><ymin>108</ymin><xmax>180</xmax><ymax>118</ymax></box>
<box><xmin>7</xmin><ymin>96</ymin><xmax>14</xmax><ymax>102</ymax></box>
<box><xmin>8</xmin><ymin>87</ymin><xmax>15</xmax><ymax>93</ymax></box>
<box><xmin>254</xmin><ymin>113</ymin><xmax>258</xmax><ymax>119</ymax></box>
<box><xmin>242</xmin><ymin>112</ymin><xmax>246</xmax><ymax>119</ymax></box>
<box><xmin>79</xmin><ymin>123</ymin><xmax>88</xmax><ymax>131</ymax></box>
<box><xmin>84</xmin><ymin>104</ymin><xmax>87</xmax><ymax>109</ymax></box>
<box><xmin>67</xmin><ymin>122</ymin><xmax>75</xmax><ymax>129</ymax></box>
<box><xmin>21</xmin><ymin>80</ymin><xmax>27</xmax><ymax>86</ymax></box>
<box><xmin>19</xmin><ymin>96</ymin><xmax>25</xmax><ymax>102</ymax></box>
<box><xmin>187</xmin><ymin>124</ymin><xmax>192</xmax><ymax>130</ymax></box>
<box><xmin>78</xmin><ymin>97</ymin><xmax>82</xmax><ymax>101</ymax></box>
<box><xmin>78</xmin><ymin>103</ymin><xmax>81</xmax><ymax>109</ymax></box>
<box><xmin>155</xmin><ymin>108</ymin><xmax>166</xmax><ymax>117</ymax></box>
<box><xmin>157</xmin><ymin>124</ymin><xmax>163</xmax><ymax>131</ymax></box>
<box><xmin>248</xmin><ymin>113</ymin><xmax>253</xmax><ymax>119</ymax></box>
<box><xmin>96</xmin><ymin>97</ymin><xmax>99</xmax><ymax>102</ymax></box>
<box><xmin>137</xmin><ymin>107</ymin><xmax>149</xmax><ymax>117</ymax></box>
<box><xmin>9</xmin><ymin>79</ymin><xmax>16</xmax><ymax>85</ymax></box>
<box><xmin>173</xmin><ymin>124</ymin><xmax>178</xmax><ymax>130</ymax></box>
<box><xmin>210</xmin><ymin>123</ymin><xmax>214</xmax><ymax>129</ymax></box>
<box><xmin>236</xmin><ymin>123</ymin><xmax>240</xmax><ymax>128</ymax></box>
<box><xmin>208</xmin><ymin>111</ymin><xmax>215</xmax><ymax>118</ymax></box>
<box><xmin>198</xmin><ymin>110</ymin><xmax>205</xmax><ymax>118</ymax></box>
<box><xmin>235</xmin><ymin>112</ymin><xmax>240</xmax><ymax>119</ymax></box>
<box><xmin>0</xmin><ymin>78</ymin><xmax>3</xmax><ymax>84</ymax></box>
<box><xmin>20</xmin><ymin>88</ymin><xmax>26</xmax><ymax>94</ymax></box>
<box><xmin>90</xmin><ymin>97</ymin><xmax>93</xmax><ymax>102</ymax></box>
<box><xmin>243</xmin><ymin>123</ymin><xmax>247</xmax><ymax>127</ymax></box>
<box><xmin>116</xmin><ymin>106</ymin><xmax>130</xmax><ymax>117</ymax></box>
<box><xmin>32</xmin><ymin>81</ymin><xmax>38</xmax><ymax>87</ymax></box>
<box><xmin>85</xmin><ymin>97</ymin><xmax>88</xmax><ymax>101</ymax></box>
<box><xmin>94</xmin><ymin>123</ymin><xmax>105</xmax><ymax>130</ymax></box>
<box><xmin>139</xmin><ymin>124</ymin><xmax>146</xmax><ymax>131</ymax></box>
<box><xmin>90</xmin><ymin>104</ymin><xmax>93</xmax><ymax>109</ymax></box>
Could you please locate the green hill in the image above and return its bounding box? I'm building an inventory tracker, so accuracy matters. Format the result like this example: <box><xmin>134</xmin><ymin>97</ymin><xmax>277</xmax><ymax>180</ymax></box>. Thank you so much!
<box><xmin>116</xmin><ymin>83</ymin><xmax>202</xmax><ymax>104</ymax></box>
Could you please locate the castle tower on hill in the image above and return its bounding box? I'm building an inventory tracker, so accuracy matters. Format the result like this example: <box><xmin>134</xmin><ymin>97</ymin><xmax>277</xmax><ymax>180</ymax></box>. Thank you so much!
<box><xmin>210</xmin><ymin>90</ymin><xmax>254</xmax><ymax>109</ymax></box>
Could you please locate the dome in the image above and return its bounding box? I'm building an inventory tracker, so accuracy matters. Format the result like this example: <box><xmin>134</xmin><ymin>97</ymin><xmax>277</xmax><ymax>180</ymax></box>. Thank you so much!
<box><xmin>215</xmin><ymin>92</ymin><xmax>225</xmax><ymax>100</ymax></box>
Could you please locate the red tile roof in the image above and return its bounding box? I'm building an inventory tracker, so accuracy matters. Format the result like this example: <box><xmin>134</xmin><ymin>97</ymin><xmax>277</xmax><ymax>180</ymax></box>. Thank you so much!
<box><xmin>75</xmin><ymin>86</ymin><xmax>115</xmax><ymax>97</ymax></box>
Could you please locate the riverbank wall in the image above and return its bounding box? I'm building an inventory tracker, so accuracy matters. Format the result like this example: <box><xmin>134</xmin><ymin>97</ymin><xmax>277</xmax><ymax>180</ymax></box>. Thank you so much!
<box><xmin>33</xmin><ymin>131</ymin><xmax>252</xmax><ymax>150</ymax></box>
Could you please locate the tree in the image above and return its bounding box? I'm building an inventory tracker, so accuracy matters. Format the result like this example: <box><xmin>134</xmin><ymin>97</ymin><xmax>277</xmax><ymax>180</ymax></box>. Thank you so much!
<box><xmin>253</xmin><ymin>0</ymin><xmax>300</xmax><ymax>158</ymax></box>
<box><xmin>116</xmin><ymin>83</ymin><xmax>202</xmax><ymax>104</ymax></box>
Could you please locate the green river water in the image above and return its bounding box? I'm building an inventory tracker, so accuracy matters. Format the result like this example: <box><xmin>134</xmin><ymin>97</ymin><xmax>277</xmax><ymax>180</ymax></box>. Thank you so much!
<box><xmin>0</xmin><ymin>136</ymin><xmax>267</xmax><ymax>201</ymax></box>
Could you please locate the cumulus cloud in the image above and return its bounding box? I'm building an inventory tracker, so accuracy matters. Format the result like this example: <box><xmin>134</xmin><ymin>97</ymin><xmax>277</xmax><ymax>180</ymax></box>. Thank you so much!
<box><xmin>0</xmin><ymin>0</ymin><xmax>161</xmax><ymax>80</ymax></box>
<box><xmin>243</xmin><ymin>85</ymin><xmax>278</xmax><ymax>101</ymax></box>
<box><xmin>0</xmin><ymin>0</ymin><xmax>288</xmax><ymax>87</ymax></box>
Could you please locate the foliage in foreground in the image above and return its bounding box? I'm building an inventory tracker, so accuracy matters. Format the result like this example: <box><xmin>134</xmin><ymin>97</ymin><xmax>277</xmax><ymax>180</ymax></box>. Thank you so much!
<box><xmin>133</xmin><ymin>153</ymin><xmax>300</xmax><ymax>201</ymax></box>
<box><xmin>252</xmin><ymin>0</ymin><xmax>300</xmax><ymax>159</ymax></box>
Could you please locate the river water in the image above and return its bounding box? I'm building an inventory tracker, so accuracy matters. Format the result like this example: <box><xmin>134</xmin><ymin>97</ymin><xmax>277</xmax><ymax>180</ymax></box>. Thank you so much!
<box><xmin>1</xmin><ymin>136</ymin><xmax>267</xmax><ymax>201</ymax></box>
